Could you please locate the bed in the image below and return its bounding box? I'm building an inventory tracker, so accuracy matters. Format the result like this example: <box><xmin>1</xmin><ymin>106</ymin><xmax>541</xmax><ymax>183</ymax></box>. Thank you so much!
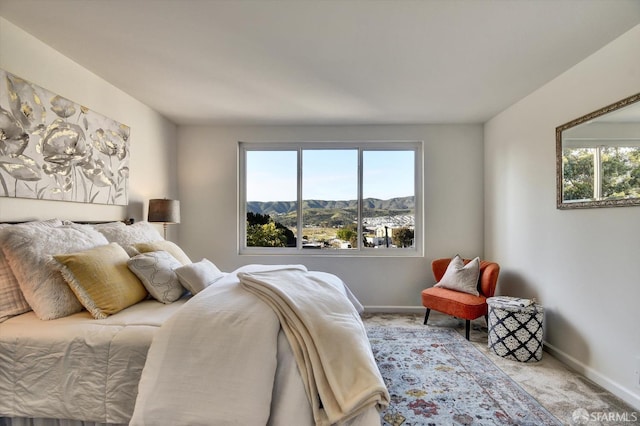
<box><xmin>0</xmin><ymin>220</ymin><xmax>387</xmax><ymax>426</ymax></box>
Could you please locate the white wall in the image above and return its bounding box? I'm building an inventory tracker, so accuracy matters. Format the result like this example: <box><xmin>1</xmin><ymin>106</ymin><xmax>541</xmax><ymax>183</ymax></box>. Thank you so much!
<box><xmin>177</xmin><ymin>124</ymin><xmax>483</xmax><ymax>308</ymax></box>
<box><xmin>0</xmin><ymin>18</ymin><xmax>178</xmax><ymax>237</ymax></box>
<box><xmin>485</xmin><ymin>24</ymin><xmax>640</xmax><ymax>409</ymax></box>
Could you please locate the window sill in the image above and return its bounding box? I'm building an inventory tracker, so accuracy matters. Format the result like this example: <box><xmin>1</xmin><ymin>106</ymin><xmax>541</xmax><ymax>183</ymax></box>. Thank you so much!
<box><xmin>239</xmin><ymin>247</ymin><xmax>423</xmax><ymax>257</ymax></box>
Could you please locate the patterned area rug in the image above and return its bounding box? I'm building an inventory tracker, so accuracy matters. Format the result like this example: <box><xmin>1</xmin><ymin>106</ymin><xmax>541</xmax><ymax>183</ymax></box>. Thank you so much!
<box><xmin>367</xmin><ymin>326</ymin><xmax>563</xmax><ymax>426</ymax></box>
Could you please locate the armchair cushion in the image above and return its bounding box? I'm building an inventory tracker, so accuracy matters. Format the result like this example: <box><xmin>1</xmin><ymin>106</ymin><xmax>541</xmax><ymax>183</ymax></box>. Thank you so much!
<box><xmin>434</xmin><ymin>255</ymin><xmax>480</xmax><ymax>296</ymax></box>
<box><xmin>421</xmin><ymin>287</ymin><xmax>488</xmax><ymax>320</ymax></box>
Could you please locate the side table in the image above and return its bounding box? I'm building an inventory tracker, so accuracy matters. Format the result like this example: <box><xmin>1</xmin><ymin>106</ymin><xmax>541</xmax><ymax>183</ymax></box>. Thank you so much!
<box><xmin>487</xmin><ymin>296</ymin><xmax>544</xmax><ymax>362</ymax></box>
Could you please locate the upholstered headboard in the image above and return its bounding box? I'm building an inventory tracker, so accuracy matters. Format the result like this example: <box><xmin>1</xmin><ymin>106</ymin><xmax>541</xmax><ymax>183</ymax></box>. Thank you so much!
<box><xmin>0</xmin><ymin>218</ymin><xmax>135</xmax><ymax>225</ymax></box>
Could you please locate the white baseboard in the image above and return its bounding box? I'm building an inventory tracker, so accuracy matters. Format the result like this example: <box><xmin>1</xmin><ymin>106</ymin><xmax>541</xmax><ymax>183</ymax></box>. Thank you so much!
<box><xmin>544</xmin><ymin>341</ymin><xmax>640</xmax><ymax>411</ymax></box>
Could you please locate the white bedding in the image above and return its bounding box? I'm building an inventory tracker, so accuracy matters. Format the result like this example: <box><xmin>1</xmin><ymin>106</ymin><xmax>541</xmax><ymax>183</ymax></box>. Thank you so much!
<box><xmin>131</xmin><ymin>265</ymin><xmax>384</xmax><ymax>426</ymax></box>
<box><xmin>0</xmin><ymin>298</ymin><xmax>189</xmax><ymax>423</ymax></box>
<box><xmin>1</xmin><ymin>264</ymin><xmax>384</xmax><ymax>426</ymax></box>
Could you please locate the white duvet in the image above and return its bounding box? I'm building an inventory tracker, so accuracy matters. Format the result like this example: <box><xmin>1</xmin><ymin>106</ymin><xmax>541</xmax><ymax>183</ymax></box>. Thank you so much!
<box><xmin>0</xmin><ymin>299</ymin><xmax>188</xmax><ymax>423</ymax></box>
<box><xmin>0</xmin><ymin>265</ymin><xmax>385</xmax><ymax>425</ymax></box>
<box><xmin>131</xmin><ymin>264</ymin><xmax>387</xmax><ymax>426</ymax></box>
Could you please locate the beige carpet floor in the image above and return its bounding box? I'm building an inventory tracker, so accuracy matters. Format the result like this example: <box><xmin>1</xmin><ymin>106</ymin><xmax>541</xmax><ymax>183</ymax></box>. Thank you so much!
<box><xmin>361</xmin><ymin>311</ymin><xmax>637</xmax><ymax>426</ymax></box>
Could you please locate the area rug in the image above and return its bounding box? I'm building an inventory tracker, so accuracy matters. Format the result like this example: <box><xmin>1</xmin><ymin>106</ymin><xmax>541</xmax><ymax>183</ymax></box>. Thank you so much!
<box><xmin>367</xmin><ymin>326</ymin><xmax>563</xmax><ymax>426</ymax></box>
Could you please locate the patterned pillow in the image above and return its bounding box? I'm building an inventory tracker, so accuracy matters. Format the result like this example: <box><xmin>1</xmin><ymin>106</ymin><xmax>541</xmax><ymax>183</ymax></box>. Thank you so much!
<box><xmin>174</xmin><ymin>259</ymin><xmax>225</xmax><ymax>295</ymax></box>
<box><xmin>0</xmin><ymin>223</ymin><xmax>32</xmax><ymax>322</ymax></box>
<box><xmin>434</xmin><ymin>255</ymin><xmax>481</xmax><ymax>296</ymax></box>
<box><xmin>132</xmin><ymin>240</ymin><xmax>192</xmax><ymax>265</ymax></box>
<box><xmin>128</xmin><ymin>251</ymin><xmax>186</xmax><ymax>303</ymax></box>
<box><xmin>94</xmin><ymin>221</ymin><xmax>163</xmax><ymax>256</ymax></box>
<box><xmin>0</xmin><ymin>224</ymin><xmax>109</xmax><ymax>320</ymax></box>
<box><xmin>54</xmin><ymin>243</ymin><xmax>148</xmax><ymax>319</ymax></box>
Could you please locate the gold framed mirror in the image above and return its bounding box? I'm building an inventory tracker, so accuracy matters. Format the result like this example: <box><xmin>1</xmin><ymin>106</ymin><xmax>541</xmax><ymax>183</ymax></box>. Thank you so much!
<box><xmin>556</xmin><ymin>92</ymin><xmax>640</xmax><ymax>209</ymax></box>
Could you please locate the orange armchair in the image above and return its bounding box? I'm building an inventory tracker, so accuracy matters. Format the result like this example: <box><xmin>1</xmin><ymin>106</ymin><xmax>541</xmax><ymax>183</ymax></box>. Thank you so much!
<box><xmin>421</xmin><ymin>257</ymin><xmax>500</xmax><ymax>340</ymax></box>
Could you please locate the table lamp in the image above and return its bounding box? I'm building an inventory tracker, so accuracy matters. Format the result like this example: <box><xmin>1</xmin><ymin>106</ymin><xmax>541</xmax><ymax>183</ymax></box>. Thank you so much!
<box><xmin>148</xmin><ymin>199</ymin><xmax>180</xmax><ymax>239</ymax></box>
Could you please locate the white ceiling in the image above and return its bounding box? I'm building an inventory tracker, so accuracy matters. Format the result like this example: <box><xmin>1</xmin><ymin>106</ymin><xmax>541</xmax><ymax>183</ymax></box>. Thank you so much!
<box><xmin>1</xmin><ymin>0</ymin><xmax>639</xmax><ymax>126</ymax></box>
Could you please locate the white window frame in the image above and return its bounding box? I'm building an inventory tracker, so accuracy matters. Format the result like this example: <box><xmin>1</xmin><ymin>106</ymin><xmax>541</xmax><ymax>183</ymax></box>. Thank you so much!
<box><xmin>238</xmin><ymin>141</ymin><xmax>423</xmax><ymax>257</ymax></box>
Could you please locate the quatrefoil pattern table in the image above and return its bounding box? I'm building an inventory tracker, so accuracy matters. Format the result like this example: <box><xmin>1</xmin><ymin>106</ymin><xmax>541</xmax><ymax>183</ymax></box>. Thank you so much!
<box><xmin>487</xmin><ymin>298</ymin><xmax>544</xmax><ymax>363</ymax></box>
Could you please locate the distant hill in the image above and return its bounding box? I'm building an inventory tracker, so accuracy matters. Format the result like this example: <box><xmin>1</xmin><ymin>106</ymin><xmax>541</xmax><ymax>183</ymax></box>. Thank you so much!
<box><xmin>247</xmin><ymin>196</ymin><xmax>415</xmax><ymax>215</ymax></box>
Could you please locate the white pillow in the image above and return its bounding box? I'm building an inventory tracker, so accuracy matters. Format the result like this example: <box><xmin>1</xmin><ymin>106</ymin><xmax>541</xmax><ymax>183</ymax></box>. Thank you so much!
<box><xmin>95</xmin><ymin>221</ymin><xmax>163</xmax><ymax>256</ymax></box>
<box><xmin>0</xmin><ymin>224</ymin><xmax>108</xmax><ymax>320</ymax></box>
<box><xmin>0</xmin><ymin>221</ymin><xmax>63</xmax><ymax>322</ymax></box>
<box><xmin>0</xmin><ymin>220</ymin><xmax>67</xmax><ymax>327</ymax></box>
<box><xmin>91</xmin><ymin>221</ymin><xmax>126</xmax><ymax>232</ymax></box>
<box><xmin>174</xmin><ymin>259</ymin><xmax>225</xmax><ymax>295</ymax></box>
<box><xmin>434</xmin><ymin>255</ymin><xmax>480</xmax><ymax>296</ymax></box>
<box><xmin>128</xmin><ymin>251</ymin><xmax>186</xmax><ymax>303</ymax></box>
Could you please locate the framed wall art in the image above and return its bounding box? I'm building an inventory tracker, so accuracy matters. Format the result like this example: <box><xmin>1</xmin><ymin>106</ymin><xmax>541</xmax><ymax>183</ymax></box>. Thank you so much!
<box><xmin>0</xmin><ymin>69</ymin><xmax>130</xmax><ymax>205</ymax></box>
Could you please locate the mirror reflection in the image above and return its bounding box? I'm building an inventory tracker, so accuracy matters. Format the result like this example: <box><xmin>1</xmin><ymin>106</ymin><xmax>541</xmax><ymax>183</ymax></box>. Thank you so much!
<box><xmin>557</xmin><ymin>93</ymin><xmax>640</xmax><ymax>209</ymax></box>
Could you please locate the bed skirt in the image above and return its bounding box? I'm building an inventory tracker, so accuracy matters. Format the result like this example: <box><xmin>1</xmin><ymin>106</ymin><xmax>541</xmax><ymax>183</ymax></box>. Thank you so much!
<box><xmin>0</xmin><ymin>418</ymin><xmax>125</xmax><ymax>426</ymax></box>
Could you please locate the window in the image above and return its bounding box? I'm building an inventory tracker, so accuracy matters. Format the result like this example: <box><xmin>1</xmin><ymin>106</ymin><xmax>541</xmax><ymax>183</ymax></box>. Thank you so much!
<box><xmin>239</xmin><ymin>141</ymin><xmax>422</xmax><ymax>255</ymax></box>
<box><xmin>562</xmin><ymin>145</ymin><xmax>640</xmax><ymax>202</ymax></box>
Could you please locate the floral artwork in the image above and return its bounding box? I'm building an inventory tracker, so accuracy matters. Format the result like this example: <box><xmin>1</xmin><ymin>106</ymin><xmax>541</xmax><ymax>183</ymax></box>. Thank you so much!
<box><xmin>0</xmin><ymin>69</ymin><xmax>129</xmax><ymax>205</ymax></box>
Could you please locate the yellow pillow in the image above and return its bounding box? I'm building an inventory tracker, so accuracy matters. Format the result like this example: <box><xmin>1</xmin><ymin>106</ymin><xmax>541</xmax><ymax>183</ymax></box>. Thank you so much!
<box><xmin>54</xmin><ymin>243</ymin><xmax>148</xmax><ymax>319</ymax></box>
<box><xmin>132</xmin><ymin>241</ymin><xmax>192</xmax><ymax>265</ymax></box>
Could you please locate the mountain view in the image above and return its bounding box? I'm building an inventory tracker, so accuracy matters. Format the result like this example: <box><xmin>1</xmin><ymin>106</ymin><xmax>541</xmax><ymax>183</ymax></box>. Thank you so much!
<box><xmin>247</xmin><ymin>196</ymin><xmax>415</xmax><ymax>230</ymax></box>
<box><xmin>247</xmin><ymin>196</ymin><xmax>415</xmax><ymax>216</ymax></box>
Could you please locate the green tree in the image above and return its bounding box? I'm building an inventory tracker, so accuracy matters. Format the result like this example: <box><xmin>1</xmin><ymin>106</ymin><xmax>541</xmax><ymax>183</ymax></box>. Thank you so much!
<box><xmin>392</xmin><ymin>227</ymin><xmax>414</xmax><ymax>248</ymax></box>
<box><xmin>246</xmin><ymin>222</ymin><xmax>287</xmax><ymax>247</ymax></box>
<box><xmin>602</xmin><ymin>147</ymin><xmax>640</xmax><ymax>198</ymax></box>
<box><xmin>246</xmin><ymin>212</ymin><xmax>295</xmax><ymax>247</ymax></box>
<box><xmin>247</xmin><ymin>212</ymin><xmax>271</xmax><ymax>226</ymax></box>
<box><xmin>336</xmin><ymin>223</ymin><xmax>358</xmax><ymax>248</ymax></box>
<box><xmin>563</xmin><ymin>148</ymin><xmax>594</xmax><ymax>200</ymax></box>
<box><xmin>274</xmin><ymin>221</ymin><xmax>296</xmax><ymax>246</ymax></box>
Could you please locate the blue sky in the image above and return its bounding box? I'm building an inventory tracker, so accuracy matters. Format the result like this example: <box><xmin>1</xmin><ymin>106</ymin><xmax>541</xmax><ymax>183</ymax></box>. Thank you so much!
<box><xmin>246</xmin><ymin>149</ymin><xmax>414</xmax><ymax>202</ymax></box>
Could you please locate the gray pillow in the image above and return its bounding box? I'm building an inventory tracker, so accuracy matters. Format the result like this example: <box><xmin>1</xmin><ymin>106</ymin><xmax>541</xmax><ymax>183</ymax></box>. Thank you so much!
<box><xmin>434</xmin><ymin>255</ymin><xmax>480</xmax><ymax>296</ymax></box>
<box><xmin>128</xmin><ymin>251</ymin><xmax>186</xmax><ymax>303</ymax></box>
<box><xmin>0</xmin><ymin>224</ymin><xmax>108</xmax><ymax>320</ymax></box>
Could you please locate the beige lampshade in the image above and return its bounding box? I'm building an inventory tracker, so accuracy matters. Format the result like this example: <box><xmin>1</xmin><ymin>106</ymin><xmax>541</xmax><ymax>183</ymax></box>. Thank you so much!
<box><xmin>148</xmin><ymin>199</ymin><xmax>180</xmax><ymax>224</ymax></box>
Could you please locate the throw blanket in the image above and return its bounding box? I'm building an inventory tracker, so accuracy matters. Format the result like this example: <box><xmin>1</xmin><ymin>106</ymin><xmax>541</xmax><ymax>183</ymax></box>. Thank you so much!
<box><xmin>130</xmin><ymin>265</ymin><xmax>384</xmax><ymax>426</ymax></box>
<box><xmin>239</xmin><ymin>268</ymin><xmax>389</xmax><ymax>425</ymax></box>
